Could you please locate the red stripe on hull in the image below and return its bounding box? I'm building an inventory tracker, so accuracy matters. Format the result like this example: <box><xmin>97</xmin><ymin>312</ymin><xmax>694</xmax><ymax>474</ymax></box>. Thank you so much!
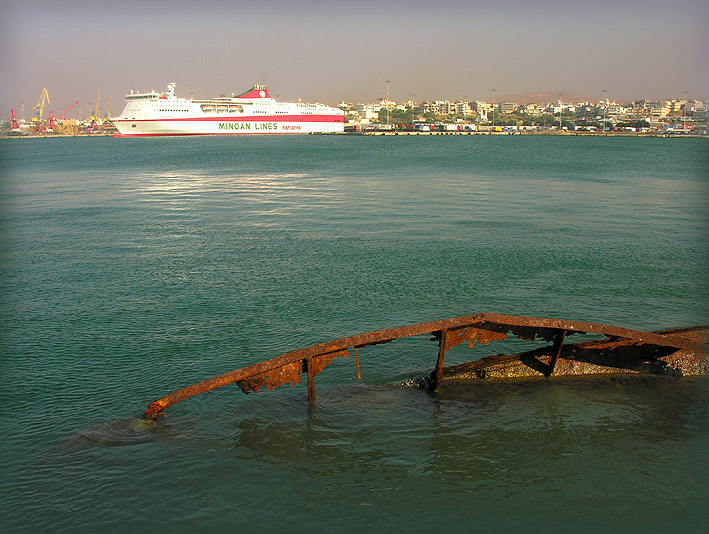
<box><xmin>112</xmin><ymin>131</ymin><xmax>326</xmax><ymax>137</ymax></box>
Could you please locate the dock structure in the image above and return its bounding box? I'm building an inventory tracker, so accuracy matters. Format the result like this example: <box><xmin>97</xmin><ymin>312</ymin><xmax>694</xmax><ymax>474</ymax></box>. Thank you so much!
<box><xmin>143</xmin><ymin>313</ymin><xmax>708</xmax><ymax>419</ymax></box>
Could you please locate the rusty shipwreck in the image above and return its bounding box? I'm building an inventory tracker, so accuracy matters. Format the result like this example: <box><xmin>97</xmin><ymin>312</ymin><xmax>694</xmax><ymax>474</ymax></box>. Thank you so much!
<box><xmin>143</xmin><ymin>313</ymin><xmax>708</xmax><ymax>419</ymax></box>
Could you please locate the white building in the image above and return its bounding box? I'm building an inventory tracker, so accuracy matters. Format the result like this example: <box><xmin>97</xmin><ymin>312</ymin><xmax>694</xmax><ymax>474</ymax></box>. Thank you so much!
<box><xmin>455</xmin><ymin>101</ymin><xmax>472</xmax><ymax>116</ymax></box>
<box><xmin>435</xmin><ymin>101</ymin><xmax>453</xmax><ymax>114</ymax></box>
<box><xmin>474</xmin><ymin>101</ymin><xmax>493</xmax><ymax>121</ymax></box>
<box><xmin>355</xmin><ymin>104</ymin><xmax>379</xmax><ymax>120</ymax></box>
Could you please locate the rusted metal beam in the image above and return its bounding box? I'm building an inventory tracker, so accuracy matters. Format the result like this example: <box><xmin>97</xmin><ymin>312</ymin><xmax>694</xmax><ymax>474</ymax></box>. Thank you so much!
<box><xmin>545</xmin><ymin>330</ymin><xmax>567</xmax><ymax>377</ymax></box>
<box><xmin>431</xmin><ymin>329</ymin><xmax>448</xmax><ymax>392</ymax></box>
<box><xmin>143</xmin><ymin>313</ymin><xmax>707</xmax><ymax>419</ymax></box>
<box><xmin>306</xmin><ymin>357</ymin><xmax>315</xmax><ymax>402</ymax></box>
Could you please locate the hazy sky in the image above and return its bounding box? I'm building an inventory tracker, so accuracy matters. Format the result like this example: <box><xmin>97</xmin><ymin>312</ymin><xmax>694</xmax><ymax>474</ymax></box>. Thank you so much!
<box><xmin>2</xmin><ymin>0</ymin><xmax>707</xmax><ymax>119</ymax></box>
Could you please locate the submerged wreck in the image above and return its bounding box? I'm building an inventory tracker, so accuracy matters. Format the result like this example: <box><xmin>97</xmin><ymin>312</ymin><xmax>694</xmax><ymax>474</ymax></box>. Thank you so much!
<box><xmin>144</xmin><ymin>313</ymin><xmax>708</xmax><ymax>419</ymax></box>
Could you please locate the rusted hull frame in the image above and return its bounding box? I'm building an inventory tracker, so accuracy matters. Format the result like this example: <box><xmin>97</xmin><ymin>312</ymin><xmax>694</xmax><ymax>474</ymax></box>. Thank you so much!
<box><xmin>143</xmin><ymin>313</ymin><xmax>708</xmax><ymax>419</ymax></box>
<box><xmin>442</xmin><ymin>325</ymin><xmax>709</xmax><ymax>382</ymax></box>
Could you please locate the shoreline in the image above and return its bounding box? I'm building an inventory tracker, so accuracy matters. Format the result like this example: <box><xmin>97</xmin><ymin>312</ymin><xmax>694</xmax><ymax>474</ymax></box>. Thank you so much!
<box><xmin>330</xmin><ymin>130</ymin><xmax>707</xmax><ymax>138</ymax></box>
<box><xmin>1</xmin><ymin>131</ymin><xmax>706</xmax><ymax>140</ymax></box>
<box><xmin>1</xmin><ymin>133</ymin><xmax>113</xmax><ymax>140</ymax></box>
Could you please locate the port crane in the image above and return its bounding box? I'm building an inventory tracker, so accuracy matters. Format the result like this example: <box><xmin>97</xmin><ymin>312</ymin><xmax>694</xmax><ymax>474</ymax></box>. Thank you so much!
<box><xmin>56</xmin><ymin>100</ymin><xmax>79</xmax><ymax>120</ymax></box>
<box><xmin>82</xmin><ymin>91</ymin><xmax>103</xmax><ymax>133</ymax></box>
<box><xmin>33</xmin><ymin>88</ymin><xmax>51</xmax><ymax>121</ymax></box>
<box><xmin>1</xmin><ymin>110</ymin><xmax>20</xmax><ymax>130</ymax></box>
<box><xmin>94</xmin><ymin>90</ymin><xmax>101</xmax><ymax>119</ymax></box>
<box><xmin>49</xmin><ymin>100</ymin><xmax>80</xmax><ymax>133</ymax></box>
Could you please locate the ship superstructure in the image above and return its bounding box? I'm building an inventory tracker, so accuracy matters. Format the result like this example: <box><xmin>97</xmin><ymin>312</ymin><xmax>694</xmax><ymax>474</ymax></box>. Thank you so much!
<box><xmin>111</xmin><ymin>83</ymin><xmax>344</xmax><ymax>136</ymax></box>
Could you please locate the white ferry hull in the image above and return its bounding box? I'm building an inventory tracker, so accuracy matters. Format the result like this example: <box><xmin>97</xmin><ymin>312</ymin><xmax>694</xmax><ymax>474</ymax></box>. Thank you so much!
<box><xmin>111</xmin><ymin>83</ymin><xmax>344</xmax><ymax>137</ymax></box>
<box><xmin>112</xmin><ymin>117</ymin><xmax>344</xmax><ymax>136</ymax></box>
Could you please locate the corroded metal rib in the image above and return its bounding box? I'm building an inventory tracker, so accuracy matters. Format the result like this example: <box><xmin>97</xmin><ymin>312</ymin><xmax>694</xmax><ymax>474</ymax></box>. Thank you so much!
<box><xmin>143</xmin><ymin>313</ymin><xmax>707</xmax><ymax>419</ymax></box>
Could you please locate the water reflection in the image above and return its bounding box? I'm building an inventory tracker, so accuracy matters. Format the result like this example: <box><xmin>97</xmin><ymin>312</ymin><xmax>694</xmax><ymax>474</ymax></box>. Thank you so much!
<box><xmin>226</xmin><ymin>376</ymin><xmax>708</xmax><ymax>483</ymax></box>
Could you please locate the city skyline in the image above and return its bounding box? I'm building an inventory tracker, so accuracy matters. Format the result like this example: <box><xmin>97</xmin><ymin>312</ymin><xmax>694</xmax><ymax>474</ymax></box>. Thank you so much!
<box><xmin>2</xmin><ymin>0</ymin><xmax>707</xmax><ymax>118</ymax></box>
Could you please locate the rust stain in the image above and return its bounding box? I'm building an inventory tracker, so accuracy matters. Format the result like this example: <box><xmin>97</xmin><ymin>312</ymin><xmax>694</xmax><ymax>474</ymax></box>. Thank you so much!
<box><xmin>143</xmin><ymin>313</ymin><xmax>708</xmax><ymax>419</ymax></box>
<box><xmin>355</xmin><ymin>347</ymin><xmax>362</xmax><ymax>381</ymax></box>
<box><xmin>236</xmin><ymin>361</ymin><xmax>303</xmax><ymax>395</ymax></box>
<box><xmin>311</xmin><ymin>350</ymin><xmax>351</xmax><ymax>376</ymax></box>
<box><xmin>445</xmin><ymin>327</ymin><xmax>508</xmax><ymax>350</ymax></box>
<box><xmin>234</xmin><ymin>350</ymin><xmax>350</xmax><ymax>395</ymax></box>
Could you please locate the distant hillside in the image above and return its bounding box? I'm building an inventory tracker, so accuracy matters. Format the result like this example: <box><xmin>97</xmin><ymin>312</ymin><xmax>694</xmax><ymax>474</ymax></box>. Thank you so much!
<box><xmin>497</xmin><ymin>91</ymin><xmax>593</xmax><ymax>104</ymax></box>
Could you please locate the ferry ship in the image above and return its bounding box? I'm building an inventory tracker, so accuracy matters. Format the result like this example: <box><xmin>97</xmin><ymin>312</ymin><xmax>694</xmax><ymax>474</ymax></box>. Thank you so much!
<box><xmin>111</xmin><ymin>83</ymin><xmax>344</xmax><ymax>136</ymax></box>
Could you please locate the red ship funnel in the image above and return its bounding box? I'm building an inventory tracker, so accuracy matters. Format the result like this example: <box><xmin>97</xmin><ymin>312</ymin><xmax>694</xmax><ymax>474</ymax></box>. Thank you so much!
<box><xmin>234</xmin><ymin>85</ymin><xmax>271</xmax><ymax>99</ymax></box>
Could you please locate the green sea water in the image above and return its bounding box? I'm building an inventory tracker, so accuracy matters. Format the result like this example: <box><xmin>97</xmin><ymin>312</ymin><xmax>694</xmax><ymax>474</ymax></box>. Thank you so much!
<box><xmin>1</xmin><ymin>135</ymin><xmax>708</xmax><ymax>532</ymax></box>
